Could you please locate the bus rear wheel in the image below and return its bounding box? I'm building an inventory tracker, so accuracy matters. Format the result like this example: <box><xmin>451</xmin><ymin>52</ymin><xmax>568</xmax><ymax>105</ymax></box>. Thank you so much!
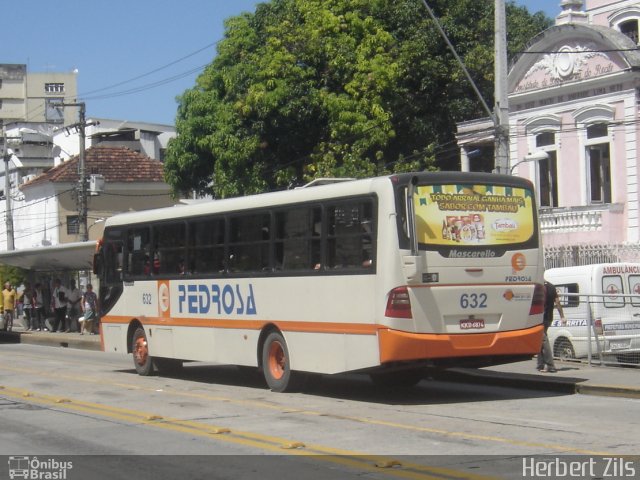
<box><xmin>132</xmin><ymin>327</ymin><xmax>154</xmax><ymax>376</ymax></box>
<box><xmin>262</xmin><ymin>332</ymin><xmax>302</xmax><ymax>392</ymax></box>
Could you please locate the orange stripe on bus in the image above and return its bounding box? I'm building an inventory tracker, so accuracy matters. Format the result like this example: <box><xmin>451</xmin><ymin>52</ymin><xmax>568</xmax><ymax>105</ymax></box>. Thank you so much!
<box><xmin>377</xmin><ymin>324</ymin><xmax>544</xmax><ymax>363</ymax></box>
<box><xmin>100</xmin><ymin>315</ymin><xmax>380</xmax><ymax>335</ymax></box>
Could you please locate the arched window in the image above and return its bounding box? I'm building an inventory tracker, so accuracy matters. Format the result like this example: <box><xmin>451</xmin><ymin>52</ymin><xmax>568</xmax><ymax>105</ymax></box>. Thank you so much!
<box><xmin>609</xmin><ymin>8</ymin><xmax>640</xmax><ymax>44</ymax></box>
<box><xmin>585</xmin><ymin>123</ymin><xmax>612</xmax><ymax>204</ymax></box>
<box><xmin>535</xmin><ymin>132</ymin><xmax>558</xmax><ymax>208</ymax></box>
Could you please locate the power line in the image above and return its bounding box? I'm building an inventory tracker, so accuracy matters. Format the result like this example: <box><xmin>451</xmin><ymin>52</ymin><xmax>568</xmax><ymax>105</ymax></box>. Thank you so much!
<box><xmin>78</xmin><ymin>41</ymin><xmax>217</xmax><ymax>98</ymax></box>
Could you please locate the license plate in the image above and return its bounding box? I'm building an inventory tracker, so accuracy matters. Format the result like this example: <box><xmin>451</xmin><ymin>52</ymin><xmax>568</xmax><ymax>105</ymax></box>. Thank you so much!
<box><xmin>609</xmin><ymin>340</ymin><xmax>631</xmax><ymax>350</ymax></box>
<box><xmin>460</xmin><ymin>319</ymin><xmax>485</xmax><ymax>330</ymax></box>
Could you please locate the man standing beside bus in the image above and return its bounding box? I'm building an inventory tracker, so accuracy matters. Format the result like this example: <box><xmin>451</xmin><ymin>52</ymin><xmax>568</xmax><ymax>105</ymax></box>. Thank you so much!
<box><xmin>538</xmin><ymin>281</ymin><xmax>565</xmax><ymax>373</ymax></box>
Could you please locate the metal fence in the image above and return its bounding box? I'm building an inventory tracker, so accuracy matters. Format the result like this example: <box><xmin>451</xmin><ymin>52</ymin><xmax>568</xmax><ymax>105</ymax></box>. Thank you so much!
<box><xmin>549</xmin><ymin>293</ymin><xmax>640</xmax><ymax>366</ymax></box>
<box><xmin>544</xmin><ymin>243</ymin><xmax>640</xmax><ymax>269</ymax></box>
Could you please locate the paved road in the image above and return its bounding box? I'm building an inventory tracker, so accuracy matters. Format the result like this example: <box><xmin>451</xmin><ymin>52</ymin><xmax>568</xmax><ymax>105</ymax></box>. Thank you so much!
<box><xmin>1</xmin><ymin>343</ymin><xmax>639</xmax><ymax>479</ymax></box>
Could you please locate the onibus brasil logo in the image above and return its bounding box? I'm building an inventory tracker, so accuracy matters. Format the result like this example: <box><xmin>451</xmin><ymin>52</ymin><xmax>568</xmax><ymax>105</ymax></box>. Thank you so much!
<box><xmin>8</xmin><ymin>456</ymin><xmax>73</xmax><ymax>479</ymax></box>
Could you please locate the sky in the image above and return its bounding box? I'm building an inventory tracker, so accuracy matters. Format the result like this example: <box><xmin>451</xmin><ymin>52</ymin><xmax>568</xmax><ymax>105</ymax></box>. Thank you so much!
<box><xmin>5</xmin><ymin>0</ymin><xmax>562</xmax><ymax>127</ymax></box>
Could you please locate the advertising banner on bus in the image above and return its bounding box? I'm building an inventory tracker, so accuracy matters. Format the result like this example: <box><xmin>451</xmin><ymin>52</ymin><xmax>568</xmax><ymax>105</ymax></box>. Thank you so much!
<box><xmin>414</xmin><ymin>184</ymin><xmax>535</xmax><ymax>246</ymax></box>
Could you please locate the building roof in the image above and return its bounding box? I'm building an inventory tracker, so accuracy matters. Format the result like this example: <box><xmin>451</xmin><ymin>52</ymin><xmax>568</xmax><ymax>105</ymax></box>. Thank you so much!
<box><xmin>22</xmin><ymin>145</ymin><xmax>166</xmax><ymax>188</ymax></box>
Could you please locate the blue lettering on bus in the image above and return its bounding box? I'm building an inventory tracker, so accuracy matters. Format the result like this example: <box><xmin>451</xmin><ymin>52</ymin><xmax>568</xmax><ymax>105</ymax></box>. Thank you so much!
<box><xmin>188</xmin><ymin>284</ymin><xmax>198</xmax><ymax>313</ymax></box>
<box><xmin>222</xmin><ymin>285</ymin><xmax>234</xmax><ymax>314</ymax></box>
<box><xmin>177</xmin><ymin>283</ymin><xmax>257</xmax><ymax>316</ymax></box>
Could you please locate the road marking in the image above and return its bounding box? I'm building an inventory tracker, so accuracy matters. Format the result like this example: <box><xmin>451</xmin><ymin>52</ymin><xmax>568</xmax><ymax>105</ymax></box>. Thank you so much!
<box><xmin>0</xmin><ymin>358</ymin><xmax>620</xmax><ymax>456</ymax></box>
<box><xmin>0</xmin><ymin>385</ymin><xmax>495</xmax><ymax>480</ymax></box>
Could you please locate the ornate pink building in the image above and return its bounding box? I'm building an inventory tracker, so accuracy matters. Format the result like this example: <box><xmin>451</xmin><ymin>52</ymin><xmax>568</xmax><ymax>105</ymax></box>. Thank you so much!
<box><xmin>457</xmin><ymin>0</ymin><xmax>640</xmax><ymax>266</ymax></box>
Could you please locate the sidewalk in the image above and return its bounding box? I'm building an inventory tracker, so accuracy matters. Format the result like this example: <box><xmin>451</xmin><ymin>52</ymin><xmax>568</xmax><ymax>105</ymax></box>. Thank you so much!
<box><xmin>1</xmin><ymin>323</ymin><xmax>101</xmax><ymax>351</ymax></box>
<box><xmin>1</xmin><ymin>325</ymin><xmax>639</xmax><ymax>399</ymax></box>
<box><xmin>446</xmin><ymin>359</ymin><xmax>640</xmax><ymax>399</ymax></box>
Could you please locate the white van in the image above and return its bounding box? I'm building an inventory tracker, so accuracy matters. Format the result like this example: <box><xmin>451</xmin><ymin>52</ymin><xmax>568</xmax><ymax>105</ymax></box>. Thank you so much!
<box><xmin>544</xmin><ymin>263</ymin><xmax>640</xmax><ymax>363</ymax></box>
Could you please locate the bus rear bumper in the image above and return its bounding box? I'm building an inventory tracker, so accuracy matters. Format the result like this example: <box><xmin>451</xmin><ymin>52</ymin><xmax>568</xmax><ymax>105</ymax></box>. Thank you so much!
<box><xmin>378</xmin><ymin>324</ymin><xmax>544</xmax><ymax>364</ymax></box>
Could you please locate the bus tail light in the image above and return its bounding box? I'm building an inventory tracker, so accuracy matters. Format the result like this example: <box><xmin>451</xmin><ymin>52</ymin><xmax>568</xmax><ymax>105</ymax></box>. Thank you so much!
<box><xmin>594</xmin><ymin>318</ymin><xmax>603</xmax><ymax>336</ymax></box>
<box><xmin>385</xmin><ymin>287</ymin><xmax>412</xmax><ymax>319</ymax></box>
<box><xmin>529</xmin><ymin>283</ymin><xmax>545</xmax><ymax>316</ymax></box>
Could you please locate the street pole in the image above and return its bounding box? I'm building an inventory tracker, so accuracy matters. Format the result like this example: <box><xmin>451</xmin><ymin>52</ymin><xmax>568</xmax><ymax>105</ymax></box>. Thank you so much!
<box><xmin>3</xmin><ymin>147</ymin><xmax>14</xmax><ymax>251</ymax></box>
<box><xmin>59</xmin><ymin>102</ymin><xmax>89</xmax><ymax>242</ymax></box>
<box><xmin>78</xmin><ymin>103</ymin><xmax>88</xmax><ymax>242</ymax></box>
<box><xmin>494</xmin><ymin>0</ymin><xmax>510</xmax><ymax>174</ymax></box>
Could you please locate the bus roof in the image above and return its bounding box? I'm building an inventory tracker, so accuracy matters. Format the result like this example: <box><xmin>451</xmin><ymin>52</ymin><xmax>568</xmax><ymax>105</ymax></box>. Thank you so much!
<box><xmin>104</xmin><ymin>171</ymin><xmax>533</xmax><ymax>228</ymax></box>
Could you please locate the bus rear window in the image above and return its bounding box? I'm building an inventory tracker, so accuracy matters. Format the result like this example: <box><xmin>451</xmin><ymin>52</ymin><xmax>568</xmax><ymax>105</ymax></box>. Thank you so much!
<box><xmin>413</xmin><ymin>183</ymin><xmax>536</xmax><ymax>249</ymax></box>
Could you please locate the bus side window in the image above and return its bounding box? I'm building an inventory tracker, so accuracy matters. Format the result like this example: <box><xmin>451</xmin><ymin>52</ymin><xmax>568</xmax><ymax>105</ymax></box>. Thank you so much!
<box><xmin>189</xmin><ymin>218</ymin><xmax>225</xmax><ymax>275</ymax></box>
<box><xmin>154</xmin><ymin>222</ymin><xmax>187</xmax><ymax>275</ymax></box>
<box><xmin>327</xmin><ymin>200</ymin><xmax>375</xmax><ymax>270</ymax></box>
<box><xmin>275</xmin><ymin>207</ymin><xmax>321</xmax><ymax>271</ymax></box>
<box><xmin>126</xmin><ymin>227</ymin><xmax>151</xmax><ymax>277</ymax></box>
<box><xmin>228</xmin><ymin>213</ymin><xmax>270</xmax><ymax>273</ymax></box>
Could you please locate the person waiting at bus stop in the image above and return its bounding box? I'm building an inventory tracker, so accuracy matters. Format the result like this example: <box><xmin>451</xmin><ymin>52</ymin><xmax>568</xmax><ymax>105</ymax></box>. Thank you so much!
<box><xmin>538</xmin><ymin>281</ymin><xmax>566</xmax><ymax>373</ymax></box>
<box><xmin>50</xmin><ymin>279</ymin><xmax>69</xmax><ymax>333</ymax></box>
<box><xmin>1</xmin><ymin>282</ymin><xmax>17</xmax><ymax>331</ymax></box>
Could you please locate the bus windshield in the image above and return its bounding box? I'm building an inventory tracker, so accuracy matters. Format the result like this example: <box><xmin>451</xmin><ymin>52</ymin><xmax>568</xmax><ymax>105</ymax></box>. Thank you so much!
<box><xmin>413</xmin><ymin>183</ymin><xmax>537</xmax><ymax>250</ymax></box>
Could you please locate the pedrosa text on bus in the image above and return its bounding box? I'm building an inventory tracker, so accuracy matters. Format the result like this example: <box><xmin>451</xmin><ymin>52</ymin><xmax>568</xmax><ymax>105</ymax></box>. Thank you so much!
<box><xmin>177</xmin><ymin>283</ymin><xmax>257</xmax><ymax>316</ymax></box>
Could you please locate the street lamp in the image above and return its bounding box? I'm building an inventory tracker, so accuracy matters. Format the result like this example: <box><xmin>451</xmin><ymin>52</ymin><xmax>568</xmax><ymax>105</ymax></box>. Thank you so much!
<box><xmin>510</xmin><ymin>150</ymin><xmax>549</xmax><ymax>175</ymax></box>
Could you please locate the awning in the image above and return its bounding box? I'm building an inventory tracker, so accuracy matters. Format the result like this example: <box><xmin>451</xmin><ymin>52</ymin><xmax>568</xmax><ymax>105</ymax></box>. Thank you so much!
<box><xmin>0</xmin><ymin>241</ymin><xmax>97</xmax><ymax>271</ymax></box>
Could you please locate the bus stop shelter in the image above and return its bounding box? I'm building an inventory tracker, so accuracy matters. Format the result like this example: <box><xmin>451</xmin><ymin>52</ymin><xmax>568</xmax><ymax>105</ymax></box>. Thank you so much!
<box><xmin>0</xmin><ymin>241</ymin><xmax>96</xmax><ymax>272</ymax></box>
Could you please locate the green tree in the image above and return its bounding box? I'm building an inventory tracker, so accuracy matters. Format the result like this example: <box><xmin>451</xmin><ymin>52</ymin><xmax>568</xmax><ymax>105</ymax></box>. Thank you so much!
<box><xmin>0</xmin><ymin>264</ymin><xmax>27</xmax><ymax>288</ymax></box>
<box><xmin>165</xmin><ymin>0</ymin><xmax>551</xmax><ymax>198</ymax></box>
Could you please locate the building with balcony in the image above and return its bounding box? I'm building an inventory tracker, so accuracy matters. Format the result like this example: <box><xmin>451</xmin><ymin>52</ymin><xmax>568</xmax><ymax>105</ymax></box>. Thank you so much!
<box><xmin>457</xmin><ymin>0</ymin><xmax>640</xmax><ymax>267</ymax></box>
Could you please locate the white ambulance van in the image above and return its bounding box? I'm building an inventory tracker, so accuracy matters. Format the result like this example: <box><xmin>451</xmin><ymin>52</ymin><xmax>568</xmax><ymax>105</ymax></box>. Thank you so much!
<box><xmin>544</xmin><ymin>263</ymin><xmax>640</xmax><ymax>363</ymax></box>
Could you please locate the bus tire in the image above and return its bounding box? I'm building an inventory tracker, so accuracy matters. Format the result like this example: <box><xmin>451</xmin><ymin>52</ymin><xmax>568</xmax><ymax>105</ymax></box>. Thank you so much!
<box><xmin>132</xmin><ymin>327</ymin><xmax>154</xmax><ymax>376</ymax></box>
<box><xmin>261</xmin><ymin>332</ymin><xmax>301</xmax><ymax>392</ymax></box>
<box><xmin>154</xmin><ymin>357</ymin><xmax>183</xmax><ymax>374</ymax></box>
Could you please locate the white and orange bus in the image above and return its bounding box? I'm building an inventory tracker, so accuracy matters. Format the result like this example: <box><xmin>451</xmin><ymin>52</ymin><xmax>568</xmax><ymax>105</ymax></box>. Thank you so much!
<box><xmin>94</xmin><ymin>172</ymin><xmax>545</xmax><ymax>391</ymax></box>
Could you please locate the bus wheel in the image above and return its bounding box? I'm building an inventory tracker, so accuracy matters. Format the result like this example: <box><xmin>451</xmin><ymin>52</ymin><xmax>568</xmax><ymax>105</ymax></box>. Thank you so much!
<box><xmin>262</xmin><ymin>332</ymin><xmax>300</xmax><ymax>392</ymax></box>
<box><xmin>554</xmin><ymin>339</ymin><xmax>575</xmax><ymax>361</ymax></box>
<box><xmin>132</xmin><ymin>327</ymin><xmax>154</xmax><ymax>376</ymax></box>
<box><xmin>369</xmin><ymin>369</ymin><xmax>424</xmax><ymax>389</ymax></box>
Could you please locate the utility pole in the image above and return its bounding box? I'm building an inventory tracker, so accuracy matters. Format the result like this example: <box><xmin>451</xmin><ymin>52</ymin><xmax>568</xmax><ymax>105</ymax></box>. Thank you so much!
<box><xmin>421</xmin><ymin>0</ymin><xmax>510</xmax><ymax>174</ymax></box>
<box><xmin>59</xmin><ymin>102</ymin><xmax>91</xmax><ymax>242</ymax></box>
<box><xmin>494</xmin><ymin>0</ymin><xmax>510</xmax><ymax>174</ymax></box>
<box><xmin>3</xmin><ymin>135</ymin><xmax>14</xmax><ymax>251</ymax></box>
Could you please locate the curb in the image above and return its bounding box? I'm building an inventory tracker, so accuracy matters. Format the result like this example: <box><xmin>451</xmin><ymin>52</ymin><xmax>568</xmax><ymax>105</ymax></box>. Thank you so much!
<box><xmin>574</xmin><ymin>383</ymin><xmax>640</xmax><ymax>399</ymax></box>
<box><xmin>0</xmin><ymin>331</ymin><xmax>101</xmax><ymax>351</ymax></box>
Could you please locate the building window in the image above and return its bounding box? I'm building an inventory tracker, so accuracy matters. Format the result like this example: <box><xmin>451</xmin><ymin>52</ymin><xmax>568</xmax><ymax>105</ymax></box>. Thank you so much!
<box><xmin>44</xmin><ymin>83</ymin><xmax>65</xmax><ymax>93</ymax></box>
<box><xmin>586</xmin><ymin>123</ymin><xmax>611</xmax><ymax>204</ymax></box>
<box><xmin>535</xmin><ymin>132</ymin><xmax>558</xmax><ymax>208</ymax></box>
<box><xmin>620</xmin><ymin>19</ymin><xmax>639</xmax><ymax>44</ymax></box>
<box><xmin>67</xmin><ymin>216</ymin><xmax>80</xmax><ymax>235</ymax></box>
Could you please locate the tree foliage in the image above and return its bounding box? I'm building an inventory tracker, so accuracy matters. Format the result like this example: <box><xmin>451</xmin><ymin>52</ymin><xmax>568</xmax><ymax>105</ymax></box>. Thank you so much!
<box><xmin>0</xmin><ymin>264</ymin><xmax>28</xmax><ymax>288</ymax></box>
<box><xmin>165</xmin><ymin>0</ymin><xmax>552</xmax><ymax>198</ymax></box>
